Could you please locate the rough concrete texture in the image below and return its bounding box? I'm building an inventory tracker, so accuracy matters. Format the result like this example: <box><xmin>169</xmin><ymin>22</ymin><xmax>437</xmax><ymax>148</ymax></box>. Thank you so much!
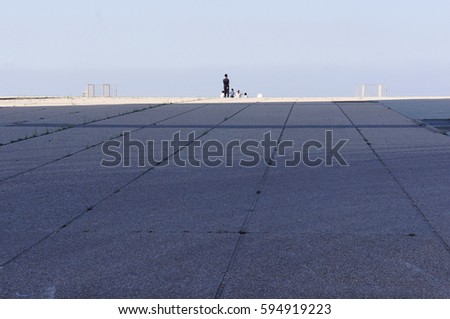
<box><xmin>0</xmin><ymin>99</ymin><xmax>449</xmax><ymax>298</ymax></box>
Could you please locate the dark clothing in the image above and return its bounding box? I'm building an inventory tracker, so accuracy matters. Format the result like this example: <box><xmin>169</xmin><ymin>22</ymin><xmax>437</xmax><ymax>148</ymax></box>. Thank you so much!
<box><xmin>223</xmin><ymin>77</ymin><xmax>230</xmax><ymax>97</ymax></box>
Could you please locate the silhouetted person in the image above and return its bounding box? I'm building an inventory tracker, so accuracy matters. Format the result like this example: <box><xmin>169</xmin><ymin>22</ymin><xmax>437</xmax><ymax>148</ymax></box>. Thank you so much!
<box><xmin>223</xmin><ymin>74</ymin><xmax>230</xmax><ymax>98</ymax></box>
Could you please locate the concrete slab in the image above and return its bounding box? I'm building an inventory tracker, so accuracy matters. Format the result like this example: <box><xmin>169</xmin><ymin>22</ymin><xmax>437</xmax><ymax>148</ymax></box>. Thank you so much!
<box><xmin>67</xmin><ymin>164</ymin><xmax>264</xmax><ymax>234</ymax></box>
<box><xmin>380</xmin><ymin>99</ymin><xmax>450</xmax><ymax>120</ymax></box>
<box><xmin>220</xmin><ymin>102</ymin><xmax>293</xmax><ymax>126</ymax></box>
<box><xmin>220</xmin><ymin>233</ymin><xmax>450</xmax><ymax>298</ymax></box>
<box><xmin>0</xmin><ymin>232</ymin><xmax>236</xmax><ymax>298</ymax></box>
<box><xmin>248</xmin><ymin>164</ymin><xmax>432</xmax><ymax>236</ymax></box>
<box><xmin>288</xmin><ymin>102</ymin><xmax>351</xmax><ymax>126</ymax></box>
<box><xmin>337</xmin><ymin>102</ymin><xmax>417</xmax><ymax>126</ymax></box>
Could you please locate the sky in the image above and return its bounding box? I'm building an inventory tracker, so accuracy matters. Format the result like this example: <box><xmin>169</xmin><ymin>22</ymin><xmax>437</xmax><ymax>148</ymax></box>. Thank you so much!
<box><xmin>1</xmin><ymin>0</ymin><xmax>450</xmax><ymax>97</ymax></box>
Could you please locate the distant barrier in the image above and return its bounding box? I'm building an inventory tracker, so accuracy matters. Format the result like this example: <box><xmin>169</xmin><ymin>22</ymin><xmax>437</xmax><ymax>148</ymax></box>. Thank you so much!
<box><xmin>85</xmin><ymin>84</ymin><xmax>117</xmax><ymax>98</ymax></box>
<box><xmin>356</xmin><ymin>84</ymin><xmax>386</xmax><ymax>98</ymax></box>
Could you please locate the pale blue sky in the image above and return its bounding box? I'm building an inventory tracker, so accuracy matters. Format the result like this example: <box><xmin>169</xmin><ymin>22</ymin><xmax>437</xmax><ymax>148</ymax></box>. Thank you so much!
<box><xmin>1</xmin><ymin>0</ymin><xmax>450</xmax><ymax>97</ymax></box>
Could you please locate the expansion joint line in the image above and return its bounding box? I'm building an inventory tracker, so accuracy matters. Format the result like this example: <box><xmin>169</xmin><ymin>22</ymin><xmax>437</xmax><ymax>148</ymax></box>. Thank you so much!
<box><xmin>249</xmin><ymin>100</ymin><xmax>297</xmax><ymax>213</ymax></box>
<box><xmin>214</xmin><ymin>100</ymin><xmax>298</xmax><ymax>299</ymax></box>
<box><xmin>335</xmin><ymin>102</ymin><xmax>449</xmax><ymax>252</ymax></box>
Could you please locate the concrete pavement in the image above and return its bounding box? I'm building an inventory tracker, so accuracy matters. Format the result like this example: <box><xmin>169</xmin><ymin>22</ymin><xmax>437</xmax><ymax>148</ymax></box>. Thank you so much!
<box><xmin>0</xmin><ymin>99</ymin><xmax>449</xmax><ymax>298</ymax></box>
